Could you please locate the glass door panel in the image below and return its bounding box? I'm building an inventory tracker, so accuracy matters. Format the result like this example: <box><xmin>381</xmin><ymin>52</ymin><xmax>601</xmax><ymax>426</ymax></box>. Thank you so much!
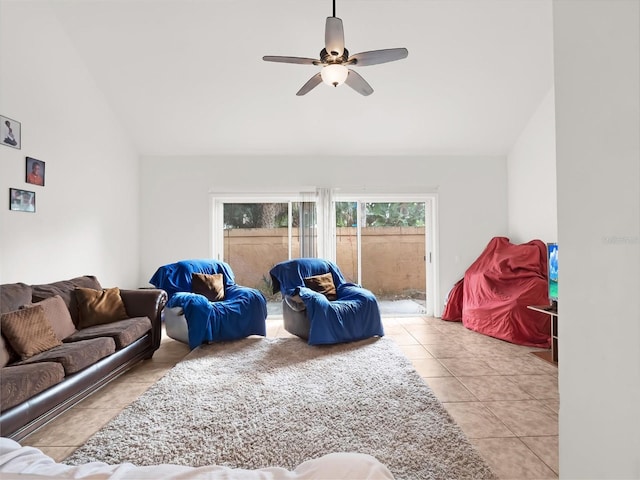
<box><xmin>223</xmin><ymin>202</ymin><xmax>289</xmax><ymax>297</ymax></box>
<box><xmin>297</xmin><ymin>201</ymin><xmax>317</xmax><ymax>259</ymax></box>
<box><xmin>222</xmin><ymin>201</ymin><xmax>318</xmax><ymax>298</ymax></box>
<box><xmin>361</xmin><ymin>202</ymin><xmax>426</xmax><ymax>306</ymax></box>
<box><xmin>336</xmin><ymin>200</ymin><xmax>427</xmax><ymax>314</ymax></box>
<box><xmin>335</xmin><ymin>201</ymin><xmax>358</xmax><ymax>283</ymax></box>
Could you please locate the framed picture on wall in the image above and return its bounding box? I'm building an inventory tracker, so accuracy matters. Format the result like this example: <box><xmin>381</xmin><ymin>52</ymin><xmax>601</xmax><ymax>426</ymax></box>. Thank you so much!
<box><xmin>25</xmin><ymin>157</ymin><xmax>45</xmax><ymax>186</ymax></box>
<box><xmin>1</xmin><ymin>115</ymin><xmax>21</xmax><ymax>149</ymax></box>
<box><xmin>9</xmin><ymin>188</ymin><xmax>35</xmax><ymax>213</ymax></box>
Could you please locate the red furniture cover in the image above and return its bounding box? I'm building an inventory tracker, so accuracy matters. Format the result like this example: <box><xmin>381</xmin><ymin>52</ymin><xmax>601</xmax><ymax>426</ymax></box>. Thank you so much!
<box><xmin>443</xmin><ymin>237</ymin><xmax>551</xmax><ymax>348</ymax></box>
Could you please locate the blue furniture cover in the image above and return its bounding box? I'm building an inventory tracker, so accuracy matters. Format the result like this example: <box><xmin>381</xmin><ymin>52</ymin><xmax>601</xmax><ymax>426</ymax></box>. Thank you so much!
<box><xmin>149</xmin><ymin>259</ymin><xmax>267</xmax><ymax>349</ymax></box>
<box><xmin>269</xmin><ymin>258</ymin><xmax>383</xmax><ymax>345</ymax></box>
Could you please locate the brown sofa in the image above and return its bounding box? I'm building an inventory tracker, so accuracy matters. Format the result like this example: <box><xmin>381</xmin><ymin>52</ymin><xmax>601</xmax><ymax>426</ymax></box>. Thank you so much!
<box><xmin>0</xmin><ymin>276</ymin><xmax>167</xmax><ymax>441</ymax></box>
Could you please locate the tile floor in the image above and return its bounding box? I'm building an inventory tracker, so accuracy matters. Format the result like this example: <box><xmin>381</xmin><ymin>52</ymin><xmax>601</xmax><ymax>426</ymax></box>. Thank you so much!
<box><xmin>20</xmin><ymin>316</ymin><xmax>559</xmax><ymax>479</ymax></box>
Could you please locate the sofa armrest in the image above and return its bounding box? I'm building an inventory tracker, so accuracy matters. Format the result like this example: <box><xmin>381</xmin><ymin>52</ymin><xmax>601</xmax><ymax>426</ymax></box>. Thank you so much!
<box><xmin>120</xmin><ymin>289</ymin><xmax>168</xmax><ymax>352</ymax></box>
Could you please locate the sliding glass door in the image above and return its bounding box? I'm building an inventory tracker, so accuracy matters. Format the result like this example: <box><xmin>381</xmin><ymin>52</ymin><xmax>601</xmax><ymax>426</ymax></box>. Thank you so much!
<box><xmin>213</xmin><ymin>196</ymin><xmax>317</xmax><ymax>298</ymax></box>
<box><xmin>335</xmin><ymin>196</ymin><xmax>435</xmax><ymax>316</ymax></box>
<box><xmin>211</xmin><ymin>192</ymin><xmax>438</xmax><ymax>316</ymax></box>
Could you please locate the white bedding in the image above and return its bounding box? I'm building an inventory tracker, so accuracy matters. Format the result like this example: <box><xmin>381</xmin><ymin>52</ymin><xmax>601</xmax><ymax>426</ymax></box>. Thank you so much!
<box><xmin>0</xmin><ymin>438</ymin><xmax>395</xmax><ymax>480</ymax></box>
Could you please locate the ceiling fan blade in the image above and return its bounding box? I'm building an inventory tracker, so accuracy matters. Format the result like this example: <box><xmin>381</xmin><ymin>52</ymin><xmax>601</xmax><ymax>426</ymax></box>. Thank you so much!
<box><xmin>345</xmin><ymin>69</ymin><xmax>373</xmax><ymax>96</ymax></box>
<box><xmin>325</xmin><ymin>17</ymin><xmax>345</xmax><ymax>57</ymax></box>
<box><xmin>296</xmin><ymin>72</ymin><xmax>323</xmax><ymax>96</ymax></box>
<box><xmin>263</xmin><ymin>56</ymin><xmax>319</xmax><ymax>65</ymax></box>
<box><xmin>348</xmin><ymin>48</ymin><xmax>409</xmax><ymax>66</ymax></box>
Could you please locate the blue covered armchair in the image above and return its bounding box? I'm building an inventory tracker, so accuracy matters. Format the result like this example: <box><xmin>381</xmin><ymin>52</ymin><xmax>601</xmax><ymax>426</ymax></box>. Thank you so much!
<box><xmin>149</xmin><ymin>259</ymin><xmax>267</xmax><ymax>349</ymax></box>
<box><xmin>269</xmin><ymin>258</ymin><xmax>383</xmax><ymax>345</ymax></box>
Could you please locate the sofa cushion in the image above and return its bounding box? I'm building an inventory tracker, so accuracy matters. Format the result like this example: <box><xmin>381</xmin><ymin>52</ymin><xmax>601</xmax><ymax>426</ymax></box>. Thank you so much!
<box><xmin>75</xmin><ymin>287</ymin><xmax>129</xmax><ymax>329</ymax></box>
<box><xmin>0</xmin><ymin>283</ymin><xmax>32</xmax><ymax>314</ymax></box>
<box><xmin>31</xmin><ymin>276</ymin><xmax>102</xmax><ymax>326</ymax></box>
<box><xmin>25</xmin><ymin>295</ymin><xmax>77</xmax><ymax>341</ymax></box>
<box><xmin>0</xmin><ymin>306</ymin><xmax>62</xmax><ymax>360</ymax></box>
<box><xmin>303</xmin><ymin>273</ymin><xmax>338</xmax><ymax>301</ymax></box>
<box><xmin>191</xmin><ymin>273</ymin><xmax>225</xmax><ymax>302</ymax></box>
<box><xmin>0</xmin><ymin>362</ymin><xmax>65</xmax><ymax>412</ymax></box>
<box><xmin>64</xmin><ymin>317</ymin><xmax>152</xmax><ymax>349</ymax></box>
<box><xmin>15</xmin><ymin>337</ymin><xmax>116</xmax><ymax>375</ymax></box>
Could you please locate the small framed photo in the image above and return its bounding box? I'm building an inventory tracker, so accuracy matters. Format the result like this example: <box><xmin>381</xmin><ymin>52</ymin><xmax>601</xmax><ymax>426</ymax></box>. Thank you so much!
<box><xmin>25</xmin><ymin>157</ymin><xmax>45</xmax><ymax>186</ymax></box>
<box><xmin>9</xmin><ymin>188</ymin><xmax>36</xmax><ymax>213</ymax></box>
<box><xmin>1</xmin><ymin>115</ymin><xmax>21</xmax><ymax>149</ymax></box>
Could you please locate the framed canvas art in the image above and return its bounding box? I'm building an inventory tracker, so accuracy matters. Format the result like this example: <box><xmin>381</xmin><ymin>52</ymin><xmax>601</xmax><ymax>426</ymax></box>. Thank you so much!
<box><xmin>1</xmin><ymin>115</ymin><xmax>21</xmax><ymax>149</ymax></box>
<box><xmin>9</xmin><ymin>188</ymin><xmax>35</xmax><ymax>212</ymax></box>
<box><xmin>26</xmin><ymin>157</ymin><xmax>45</xmax><ymax>186</ymax></box>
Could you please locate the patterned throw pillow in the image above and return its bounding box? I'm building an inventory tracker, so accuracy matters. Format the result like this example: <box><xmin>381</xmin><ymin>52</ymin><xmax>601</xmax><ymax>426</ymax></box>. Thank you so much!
<box><xmin>75</xmin><ymin>287</ymin><xmax>129</xmax><ymax>329</ymax></box>
<box><xmin>303</xmin><ymin>273</ymin><xmax>338</xmax><ymax>301</ymax></box>
<box><xmin>191</xmin><ymin>273</ymin><xmax>225</xmax><ymax>302</ymax></box>
<box><xmin>1</xmin><ymin>305</ymin><xmax>62</xmax><ymax>359</ymax></box>
<box><xmin>25</xmin><ymin>295</ymin><xmax>77</xmax><ymax>340</ymax></box>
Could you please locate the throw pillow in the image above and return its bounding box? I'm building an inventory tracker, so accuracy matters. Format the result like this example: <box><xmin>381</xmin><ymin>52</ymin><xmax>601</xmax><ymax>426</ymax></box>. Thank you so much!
<box><xmin>75</xmin><ymin>287</ymin><xmax>129</xmax><ymax>329</ymax></box>
<box><xmin>24</xmin><ymin>295</ymin><xmax>77</xmax><ymax>340</ymax></box>
<box><xmin>303</xmin><ymin>273</ymin><xmax>338</xmax><ymax>301</ymax></box>
<box><xmin>1</xmin><ymin>305</ymin><xmax>62</xmax><ymax>360</ymax></box>
<box><xmin>191</xmin><ymin>273</ymin><xmax>225</xmax><ymax>302</ymax></box>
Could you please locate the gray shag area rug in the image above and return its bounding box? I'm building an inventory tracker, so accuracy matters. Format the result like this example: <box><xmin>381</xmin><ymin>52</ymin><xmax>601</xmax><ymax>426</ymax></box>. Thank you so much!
<box><xmin>65</xmin><ymin>337</ymin><xmax>495</xmax><ymax>480</ymax></box>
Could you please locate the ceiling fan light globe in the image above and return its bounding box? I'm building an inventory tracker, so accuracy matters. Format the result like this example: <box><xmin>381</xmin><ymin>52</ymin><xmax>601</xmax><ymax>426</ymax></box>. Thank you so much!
<box><xmin>321</xmin><ymin>64</ymin><xmax>348</xmax><ymax>87</ymax></box>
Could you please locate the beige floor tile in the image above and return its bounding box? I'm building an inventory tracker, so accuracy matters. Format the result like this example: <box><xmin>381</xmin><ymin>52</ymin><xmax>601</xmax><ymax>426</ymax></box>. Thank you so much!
<box><xmin>540</xmin><ymin>398</ymin><xmax>560</xmax><ymax>414</ymax></box>
<box><xmin>410</xmin><ymin>332</ymin><xmax>456</xmax><ymax>345</ymax></box>
<box><xmin>442</xmin><ymin>402</ymin><xmax>515</xmax><ymax>438</ymax></box>
<box><xmin>424</xmin><ymin>377</ymin><xmax>477</xmax><ymax>402</ymax></box>
<box><xmin>380</xmin><ymin>323</ymin><xmax>409</xmax><ymax>335</ymax></box>
<box><xmin>380</xmin><ymin>318</ymin><xmax>403</xmax><ymax>328</ymax></box>
<box><xmin>397</xmin><ymin>344</ymin><xmax>434</xmax><ymax>359</ymax></box>
<box><xmin>521</xmin><ymin>436</ymin><xmax>559</xmax><ymax>474</ymax></box>
<box><xmin>265</xmin><ymin>319</ymin><xmax>281</xmax><ymax>335</ymax></box>
<box><xmin>76</xmin><ymin>380</ymin><xmax>152</xmax><ymax>409</ymax></box>
<box><xmin>484</xmin><ymin>355</ymin><xmax>558</xmax><ymax>375</ymax></box>
<box><xmin>457</xmin><ymin>376</ymin><xmax>534</xmax><ymax>401</ymax></box>
<box><xmin>472</xmin><ymin>437</ymin><xmax>558</xmax><ymax>479</ymax></box>
<box><xmin>438</xmin><ymin>357</ymin><xmax>500</xmax><ymax>376</ymax></box>
<box><xmin>459</xmin><ymin>343</ymin><xmax>516</xmax><ymax>357</ymax></box>
<box><xmin>410</xmin><ymin>358</ymin><xmax>452</xmax><ymax>377</ymax></box>
<box><xmin>431</xmin><ymin>319</ymin><xmax>464</xmax><ymax>330</ymax></box>
<box><xmin>397</xmin><ymin>316</ymin><xmax>433</xmax><ymax>326</ymax></box>
<box><xmin>21</xmin><ymin>408</ymin><xmax>122</xmax><ymax>447</ymax></box>
<box><xmin>505</xmin><ymin>374</ymin><xmax>559</xmax><ymax>400</ymax></box>
<box><xmin>150</xmin><ymin>340</ymin><xmax>190</xmax><ymax>363</ymax></box>
<box><xmin>484</xmin><ymin>400</ymin><xmax>558</xmax><ymax>436</ymax></box>
<box><xmin>385</xmin><ymin>332</ymin><xmax>420</xmax><ymax>345</ymax></box>
<box><xmin>402</xmin><ymin>324</ymin><xmax>443</xmax><ymax>335</ymax></box>
<box><xmin>122</xmin><ymin>360</ymin><xmax>174</xmax><ymax>383</ymax></box>
<box><xmin>424</xmin><ymin>344</ymin><xmax>476</xmax><ymax>358</ymax></box>
<box><xmin>273</xmin><ymin>326</ymin><xmax>297</xmax><ymax>338</ymax></box>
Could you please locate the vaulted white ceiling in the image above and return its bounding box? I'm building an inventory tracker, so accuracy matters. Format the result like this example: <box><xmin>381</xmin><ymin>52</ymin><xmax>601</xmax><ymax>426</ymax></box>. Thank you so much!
<box><xmin>49</xmin><ymin>0</ymin><xmax>554</xmax><ymax>157</ymax></box>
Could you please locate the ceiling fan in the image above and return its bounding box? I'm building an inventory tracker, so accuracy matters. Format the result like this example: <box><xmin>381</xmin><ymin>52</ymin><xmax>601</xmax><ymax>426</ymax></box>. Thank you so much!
<box><xmin>263</xmin><ymin>0</ymin><xmax>408</xmax><ymax>96</ymax></box>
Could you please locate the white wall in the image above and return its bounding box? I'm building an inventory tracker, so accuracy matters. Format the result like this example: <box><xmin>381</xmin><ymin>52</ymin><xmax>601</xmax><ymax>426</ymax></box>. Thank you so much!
<box><xmin>139</xmin><ymin>155</ymin><xmax>508</xmax><ymax>309</ymax></box>
<box><xmin>507</xmin><ymin>88</ymin><xmax>557</xmax><ymax>243</ymax></box>
<box><xmin>0</xmin><ymin>2</ymin><xmax>140</xmax><ymax>288</ymax></box>
<box><xmin>554</xmin><ymin>0</ymin><xmax>640</xmax><ymax>477</ymax></box>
